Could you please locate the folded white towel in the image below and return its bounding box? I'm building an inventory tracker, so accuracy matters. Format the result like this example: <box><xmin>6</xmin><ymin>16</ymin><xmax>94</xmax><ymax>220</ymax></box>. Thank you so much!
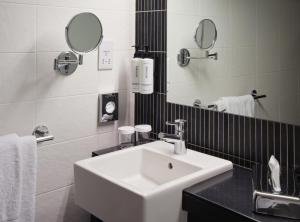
<box><xmin>0</xmin><ymin>134</ymin><xmax>22</xmax><ymax>222</ymax></box>
<box><xmin>215</xmin><ymin>95</ymin><xmax>255</xmax><ymax>117</ymax></box>
<box><xmin>18</xmin><ymin>136</ymin><xmax>37</xmax><ymax>222</ymax></box>
<box><xmin>0</xmin><ymin>134</ymin><xmax>37</xmax><ymax>222</ymax></box>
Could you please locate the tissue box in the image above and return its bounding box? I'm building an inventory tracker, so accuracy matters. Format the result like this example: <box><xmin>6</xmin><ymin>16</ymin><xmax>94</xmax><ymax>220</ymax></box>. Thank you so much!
<box><xmin>252</xmin><ymin>164</ymin><xmax>300</xmax><ymax>220</ymax></box>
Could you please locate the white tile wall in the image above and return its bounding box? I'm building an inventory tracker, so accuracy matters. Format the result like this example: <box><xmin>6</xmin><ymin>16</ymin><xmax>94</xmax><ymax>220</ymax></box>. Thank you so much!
<box><xmin>0</xmin><ymin>1</ymin><xmax>134</xmax><ymax>221</ymax></box>
<box><xmin>168</xmin><ymin>0</ymin><xmax>300</xmax><ymax>125</ymax></box>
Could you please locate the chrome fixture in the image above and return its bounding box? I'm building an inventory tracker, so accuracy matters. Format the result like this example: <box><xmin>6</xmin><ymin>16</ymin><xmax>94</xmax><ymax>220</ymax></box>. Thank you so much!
<box><xmin>177</xmin><ymin>49</ymin><xmax>218</xmax><ymax>67</ymax></box>
<box><xmin>158</xmin><ymin>119</ymin><xmax>187</xmax><ymax>155</ymax></box>
<box><xmin>32</xmin><ymin>125</ymin><xmax>54</xmax><ymax>143</ymax></box>
<box><xmin>177</xmin><ymin>19</ymin><xmax>218</xmax><ymax>67</ymax></box>
<box><xmin>98</xmin><ymin>93</ymin><xmax>119</xmax><ymax>124</ymax></box>
<box><xmin>54</xmin><ymin>12</ymin><xmax>103</xmax><ymax>75</ymax></box>
<box><xmin>252</xmin><ymin>161</ymin><xmax>300</xmax><ymax>220</ymax></box>
<box><xmin>252</xmin><ymin>90</ymin><xmax>267</xmax><ymax>100</ymax></box>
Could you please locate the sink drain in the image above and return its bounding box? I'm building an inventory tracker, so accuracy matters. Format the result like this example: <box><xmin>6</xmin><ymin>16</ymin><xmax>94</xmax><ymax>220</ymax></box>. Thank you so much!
<box><xmin>168</xmin><ymin>163</ymin><xmax>173</xmax><ymax>169</ymax></box>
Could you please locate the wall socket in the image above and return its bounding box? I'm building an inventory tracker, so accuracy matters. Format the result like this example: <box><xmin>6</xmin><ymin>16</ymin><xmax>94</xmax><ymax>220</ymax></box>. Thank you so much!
<box><xmin>98</xmin><ymin>41</ymin><xmax>114</xmax><ymax>70</ymax></box>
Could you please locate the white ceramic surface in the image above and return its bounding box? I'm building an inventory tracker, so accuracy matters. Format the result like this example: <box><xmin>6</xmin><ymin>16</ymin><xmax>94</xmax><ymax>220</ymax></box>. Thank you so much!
<box><xmin>74</xmin><ymin>141</ymin><xmax>233</xmax><ymax>222</ymax></box>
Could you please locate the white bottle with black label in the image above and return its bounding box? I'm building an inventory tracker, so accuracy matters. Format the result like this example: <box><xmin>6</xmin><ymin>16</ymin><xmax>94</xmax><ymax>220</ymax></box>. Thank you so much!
<box><xmin>140</xmin><ymin>58</ymin><xmax>154</xmax><ymax>94</ymax></box>
<box><xmin>131</xmin><ymin>58</ymin><xmax>141</xmax><ymax>93</ymax></box>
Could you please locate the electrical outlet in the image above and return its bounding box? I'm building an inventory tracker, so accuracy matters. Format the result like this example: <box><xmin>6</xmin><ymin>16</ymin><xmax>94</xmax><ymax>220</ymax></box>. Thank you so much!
<box><xmin>98</xmin><ymin>41</ymin><xmax>113</xmax><ymax>70</ymax></box>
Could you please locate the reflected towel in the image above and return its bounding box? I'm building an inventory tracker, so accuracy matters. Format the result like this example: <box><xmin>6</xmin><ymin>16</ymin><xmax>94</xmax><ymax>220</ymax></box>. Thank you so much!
<box><xmin>0</xmin><ymin>134</ymin><xmax>37</xmax><ymax>222</ymax></box>
<box><xmin>215</xmin><ymin>95</ymin><xmax>255</xmax><ymax>117</ymax></box>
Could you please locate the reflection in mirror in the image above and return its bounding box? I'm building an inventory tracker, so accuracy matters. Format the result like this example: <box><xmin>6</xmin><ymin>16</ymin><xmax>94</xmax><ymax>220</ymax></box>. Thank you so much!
<box><xmin>194</xmin><ymin>19</ymin><xmax>217</xmax><ymax>50</ymax></box>
<box><xmin>167</xmin><ymin>0</ymin><xmax>300</xmax><ymax>126</ymax></box>
<box><xmin>66</xmin><ymin>12</ymin><xmax>103</xmax><ymax>53</ymax></box>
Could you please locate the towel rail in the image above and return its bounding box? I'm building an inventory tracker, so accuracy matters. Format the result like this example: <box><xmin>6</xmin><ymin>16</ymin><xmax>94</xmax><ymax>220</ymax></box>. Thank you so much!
<box><xmin>252</xmin><ymin>90</ymin><xmax>267</xmax><ymax>100</ymax></box>
<box><xmin>33</xmin><ymin>126</ymin><xmax>54</xmax><ymax>144</ymax></box>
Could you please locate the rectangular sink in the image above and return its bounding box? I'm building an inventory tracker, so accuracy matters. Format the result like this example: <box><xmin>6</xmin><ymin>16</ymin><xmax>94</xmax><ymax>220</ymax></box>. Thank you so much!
<box><xmin>87</xmin><ymin>148</ymin><xmax>201</xmax><ymax>194</ymax></box>
<box><xmin>74</xmin><ymin>141</ymin><xmax>232</xmax><ymax>222</ymax></box>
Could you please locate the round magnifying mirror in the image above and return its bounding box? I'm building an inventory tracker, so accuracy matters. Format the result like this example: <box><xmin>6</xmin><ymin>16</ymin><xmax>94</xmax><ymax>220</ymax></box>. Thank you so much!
<box><xmin>194</xmin><ymin>19</ymin><xmax>217</xmax><ymax>50</ymax></box>
<box><xmin>66</xmin><ymin>12</ymin><xmax>103</xmax><ymax>53</ymax></box>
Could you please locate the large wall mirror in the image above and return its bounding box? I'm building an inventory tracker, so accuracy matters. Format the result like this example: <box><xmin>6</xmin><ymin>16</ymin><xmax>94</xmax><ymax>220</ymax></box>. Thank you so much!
<box><xmin>167</xmin><ymin>0</ymin><xmax>300</xmax><ymax>125</ymax></box>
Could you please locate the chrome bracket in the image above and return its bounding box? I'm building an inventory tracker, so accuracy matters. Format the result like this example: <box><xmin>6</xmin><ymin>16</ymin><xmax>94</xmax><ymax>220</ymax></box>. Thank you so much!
<box><xmin>54</xmin><ymin>51</ymin><xmax>83</xmax><ymax>75</ymax></box>
<box><xmin>177</xmin><ymin>48</ymin><xmax>218</xmax><ymax>67</ymax></box>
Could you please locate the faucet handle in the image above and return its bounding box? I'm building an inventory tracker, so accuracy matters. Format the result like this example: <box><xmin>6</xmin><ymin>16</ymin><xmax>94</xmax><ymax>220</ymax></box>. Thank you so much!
<box><xmin>166</xmin><ymin>119</ymin><xmax>186</xmax><ymax>132</ymax></box>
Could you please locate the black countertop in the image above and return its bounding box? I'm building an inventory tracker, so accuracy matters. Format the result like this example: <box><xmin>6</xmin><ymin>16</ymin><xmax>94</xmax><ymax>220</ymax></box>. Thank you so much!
<box><xmin>182</xmin><ymin>166</ymin><xmax>297</xmax><ymax>222</ymax></box>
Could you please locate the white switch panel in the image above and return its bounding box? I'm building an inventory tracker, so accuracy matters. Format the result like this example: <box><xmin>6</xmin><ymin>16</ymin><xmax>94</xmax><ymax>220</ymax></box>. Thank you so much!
<box><xmin>98</xmin><ymin>41</ymin><xmax>113</xmax><ymax>70</ymax></box>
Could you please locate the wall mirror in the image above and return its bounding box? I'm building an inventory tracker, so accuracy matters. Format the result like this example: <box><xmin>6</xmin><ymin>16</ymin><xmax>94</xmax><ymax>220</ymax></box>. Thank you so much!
<box><xmin>54</xmin><ymin>12</ymin><xmax>103</xmax><ymax>75</ymax></box>
<box><xmin>167</xmin><ymin>0</ymin><xmax>300</xmax><ymax>126</ymax></box>
<box><xmin>194</xmin><ymin>19</ymin><xmax>217</xmax><ymax>50</ymax></box>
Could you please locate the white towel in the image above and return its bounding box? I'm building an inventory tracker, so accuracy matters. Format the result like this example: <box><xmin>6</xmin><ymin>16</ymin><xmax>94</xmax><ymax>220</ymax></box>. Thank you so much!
<box><xmin>215</xmin><ymin>95</ymin><xmax>255</xmax><ymax>117</ymax></box>
<box><xmin>0</xmin><ymin>134</ymin><xmax>37</xmax><ymax>222</ymax></box>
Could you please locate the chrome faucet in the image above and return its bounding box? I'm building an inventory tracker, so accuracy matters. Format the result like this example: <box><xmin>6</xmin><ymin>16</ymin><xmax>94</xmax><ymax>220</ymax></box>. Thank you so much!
<box><xmin>158</xmin><ymin>119</ymin><xmax>187</xmax><ymax>155</ymax></box>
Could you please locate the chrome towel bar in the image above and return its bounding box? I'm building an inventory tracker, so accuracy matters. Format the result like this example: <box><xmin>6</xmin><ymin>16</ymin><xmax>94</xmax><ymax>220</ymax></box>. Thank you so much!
<box><xmin>33</xmin><ymin>125</ymin><xmax>54</xmax><ymax>144</ymax></box>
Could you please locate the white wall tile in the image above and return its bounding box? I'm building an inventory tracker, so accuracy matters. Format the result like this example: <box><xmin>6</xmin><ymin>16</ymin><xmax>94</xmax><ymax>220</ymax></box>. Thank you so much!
<box><xmin>37</xmin><ymin>136</ymin><xmax>98</xmax><ymax>194</ymax></box>
<box><xmin>0</xmin><ymin>102</ymin><xmax>35</xmax><ymax>136</ymax></box>
<box><xmin>36</xmin><ymin>6</ymin><xmax>80</xmax><ymax>52</ymax></box>
<box><xmin>36</xmin><ymin>51</ymin><xmax>99</xmax><ymax>99</ymax></box>
<box><xmin>0</xmin><ymin>3</ymin><xmax>35</xmax><ymax>52</ymax></box>
<box><xmin>231</xmin><ymin>47</ymin><xmax>256</xmax><ymax>77</ymax></box>
<box><xmin>36</xmin><ymin>95</ymin><xmax>98</xmax><ymax>143</ymax></box>
<box><xmin>36</xmin><ymin>185</ymin><xmax>90</xmax><ymax>222</ymax></box>
<box><xmin>0</xmin><ymin>0</ymin><xmax>133</xmax><ymax>221</ymax></box>
<box><xmin>0</xmin><ymin>53</ymin><xmax>36</xmax><ymax>103</ymax></box>
<box><xmin>98</xmin><ymin>50</ymin><xmax>132</xmax><ymax>92</ymax></box>
<box><xmin>230</xmin><ymin>0</ymin><xmax>257</xmax><ymax>47</ymax></box>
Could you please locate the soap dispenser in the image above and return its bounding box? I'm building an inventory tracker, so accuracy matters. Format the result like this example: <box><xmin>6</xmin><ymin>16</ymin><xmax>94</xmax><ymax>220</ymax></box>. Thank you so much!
<box><xmin>131</xmin><ymin>46</ymin><xmax>143</xmax><ymax>93</ymax></box>
<box><xmin>140</xmin><ymin>46</ymin><xmax>154</xmax><ymax>94</ymax></box>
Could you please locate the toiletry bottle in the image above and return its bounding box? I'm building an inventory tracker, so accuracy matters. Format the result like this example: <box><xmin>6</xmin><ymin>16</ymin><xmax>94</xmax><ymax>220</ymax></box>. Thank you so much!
<box><xmin>140</xmin><ymin>46</ymin><xmax>154</xmax><ymax>94</ymax></box>
<box><xmin>131</xmin><ymin>46</ymin><xmax>143</xmax><ymax>93</ymax></box>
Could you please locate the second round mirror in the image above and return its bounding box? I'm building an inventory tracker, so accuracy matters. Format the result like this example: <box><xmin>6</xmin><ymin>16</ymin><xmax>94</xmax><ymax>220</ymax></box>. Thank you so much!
<box><xmin>66</xmin><ymin>12</ymin><xmax>103</xmax><ymax>53</ymax></box>
<box><xmin>194</xmin><ymin>19</ymin><xmax>217</xmax><ymax>50</ymax></box>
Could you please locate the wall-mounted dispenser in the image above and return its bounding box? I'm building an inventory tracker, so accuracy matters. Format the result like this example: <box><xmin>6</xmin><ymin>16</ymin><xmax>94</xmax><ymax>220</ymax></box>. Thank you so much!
<box><xmin>131</xmin><ymin>46</ymin><xmax>154</xmax><ymax>94</ymax></box>
<box><xmin>54</xmin><ymin>12</ymin><xmax>103</xmax><ymax>75</ymax></box>
<box><xmin>98</xmin><ymin>93</ymin><xmax>118</xmax><ymax>124</ymax></box>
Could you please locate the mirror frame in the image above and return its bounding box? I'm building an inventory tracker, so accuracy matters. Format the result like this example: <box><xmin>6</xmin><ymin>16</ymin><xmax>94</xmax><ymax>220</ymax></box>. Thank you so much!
<box><xmin>194</xmin><ymin>19</ymin><xmax>217</xmax><ymax>50</ymax></box>
<box><xmin>65</xmin><ymin>12</ymin><xmax>104</xmax><ymax>54</ymax></box>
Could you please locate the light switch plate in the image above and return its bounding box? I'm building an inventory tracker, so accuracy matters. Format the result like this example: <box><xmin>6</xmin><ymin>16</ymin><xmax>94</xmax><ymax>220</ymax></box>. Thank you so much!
<box><xmin>98</xmin><ymin>41</ymin><xmax>113</xmax><ymax>70</ymax></box>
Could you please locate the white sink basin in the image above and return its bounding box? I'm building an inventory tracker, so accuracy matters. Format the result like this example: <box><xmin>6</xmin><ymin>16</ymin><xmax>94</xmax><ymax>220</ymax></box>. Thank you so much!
<box><xmin>74</xmin><ymin>141</ymin><xmax>232</xmax><ymax>222</ymax></box>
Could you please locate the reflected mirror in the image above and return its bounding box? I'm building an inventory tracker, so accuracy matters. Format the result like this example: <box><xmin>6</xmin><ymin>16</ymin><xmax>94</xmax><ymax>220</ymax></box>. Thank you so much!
<box><xmin>167</xmin><ymin>0</ymin><xmax>300</xmax><ymax>126</ymax></box>
<box><xmin>66</xmin><ymin>12</ymin><xmax>103</xmax><ymax>53</ymax></box>
<box><xmin>194</xmin><ymin>19</ymin><xmax>217</xmax><ymax>50</ymax></box>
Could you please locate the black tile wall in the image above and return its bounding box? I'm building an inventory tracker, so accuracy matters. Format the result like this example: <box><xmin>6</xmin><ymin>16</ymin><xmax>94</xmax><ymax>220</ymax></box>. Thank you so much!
<box><xmin>134</xmin><ymin>0</ymin><xmax>300</xmax><ymax>170</ymax></box>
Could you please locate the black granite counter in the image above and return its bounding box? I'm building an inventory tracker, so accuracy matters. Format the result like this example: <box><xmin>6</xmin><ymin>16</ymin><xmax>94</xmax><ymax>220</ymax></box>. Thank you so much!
<box><xmin>182</xmin><ymin>166</ymin><xmax>298</xmax><ymax>222</ymax></box>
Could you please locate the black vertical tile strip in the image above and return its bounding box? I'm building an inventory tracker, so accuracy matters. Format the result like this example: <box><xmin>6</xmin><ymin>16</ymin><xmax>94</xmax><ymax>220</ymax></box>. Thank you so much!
<box><xmin>250</xmin><ymin>118</ymin><xmax>256</xmax><ymax>163</ymax></box>
<box><xmin>261</xmin><ymin>120</ymin><xmax>268</xmax><ymax>164</ymax></box>
<box><xmin>274</xmin><ymin>122</ymin><xmax>281</xmax><ymax>162</ymax></box>
<box><xmin>267</xmin><ymin>121</ymin><xmax>274</xmax><ymax>159</ymax></box>
<box><xmin>233</xmin><ymin>115</ymin><xmax>239</xmax><ymax>161</ymax></box>
<box><xmin>287</xmin><ymin>125</ymin><xmax>295</xmax><ymax>169</ymax></box>
<box><xmin>228</xmin><ymin>114</ymin><xmax>234</xmax><ymax>156</ymax></box>
<box><xmin>240</xmin><ymin>117</ymin><xmax>245</xmax><ymax>166</ymax></box>
<box><xmin>218</xmin><ymin>112</ymin><xmax>224</xmax><ymax>158</ymax></box>
<box><xmin>223</xmin><ymin>113</ymin><xmax>229</xmax><ymax>159</ymax></box>
<box><xmin>244</xmin><ymin>117</ymin><xmax>250</xmax><ymax>161</ymax></box>
<box><xmin>204</xmin><ymin>110</ymin><xmax>209</xmax><ymax>148</ymax></box>
<box><xmin>294</xmin><ymin>126</ymin><xmax>300</xmax><ymax>170</ymax></box>
<box><xmin>255</xmin><ymin>119</ymin><xmax>262</xmax><ymax>164</ymax></box>
<box><xmin>280</xmin><ymin>124</ymin><xmax>287</xmax><ymax>167</ymax></box>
